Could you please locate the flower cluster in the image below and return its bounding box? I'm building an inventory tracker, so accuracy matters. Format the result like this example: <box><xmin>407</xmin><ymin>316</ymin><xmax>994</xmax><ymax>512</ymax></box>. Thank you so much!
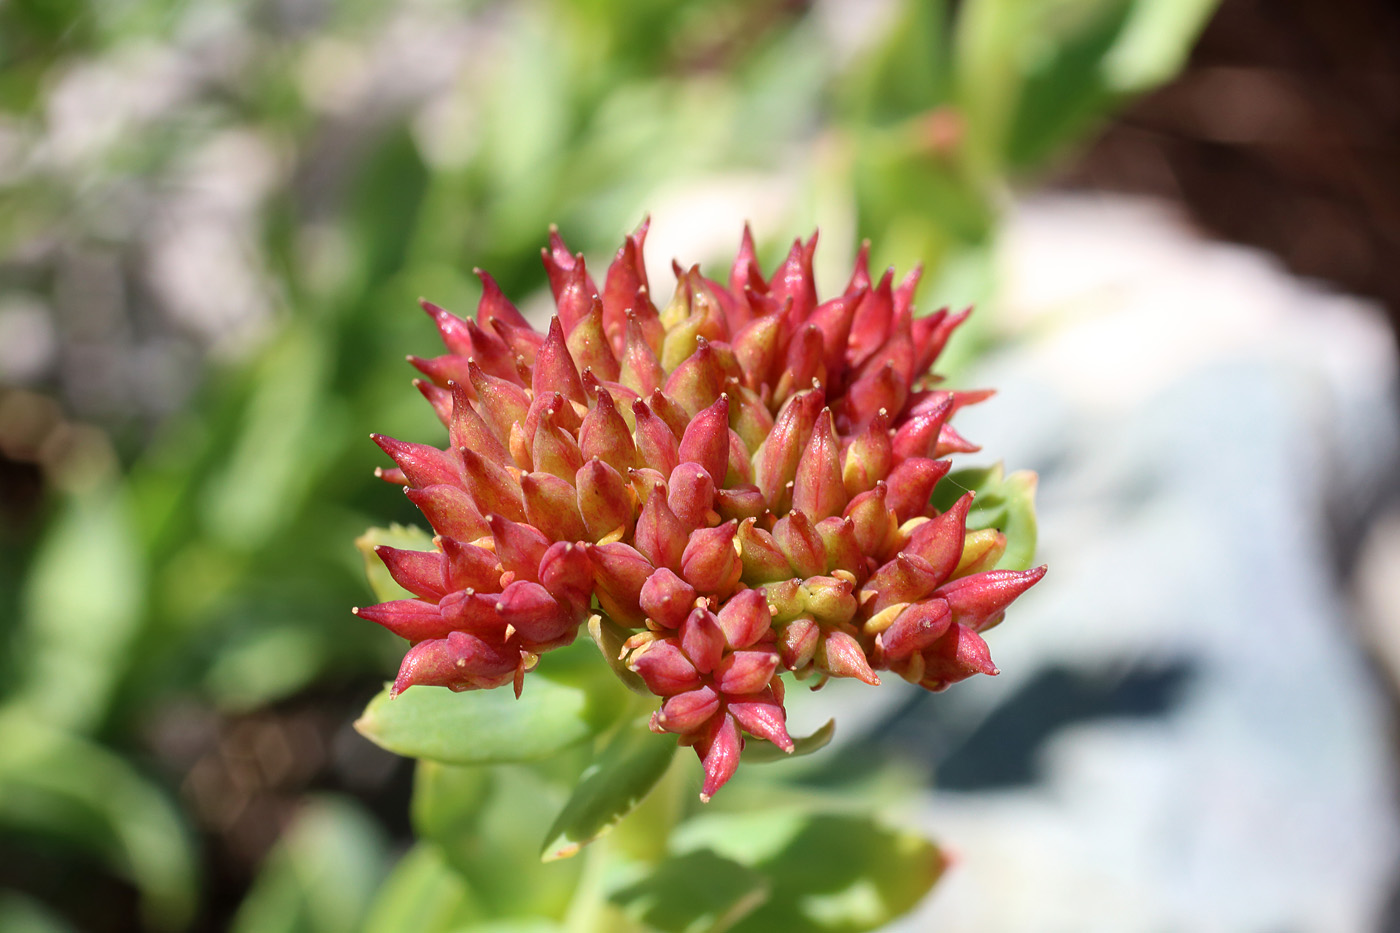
<box><xmin>356</xmin><ymin>223</ymin><xmax>1044</xmax><ymax>799</ymax></box>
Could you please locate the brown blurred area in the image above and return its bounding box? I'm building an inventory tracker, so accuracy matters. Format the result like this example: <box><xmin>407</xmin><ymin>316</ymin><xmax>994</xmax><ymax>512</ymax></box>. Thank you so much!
<box><xmin>1059</xmin><ymin>0</ymin><xmax>1400</xmax><ymax>344</ymax></box>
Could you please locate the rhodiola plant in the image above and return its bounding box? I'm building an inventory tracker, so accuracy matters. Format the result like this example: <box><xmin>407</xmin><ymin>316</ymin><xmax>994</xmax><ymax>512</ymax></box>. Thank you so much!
<box><xmin>352</xmin><ymin>222</ymin><xmax>1042</xmax><ymax>931</ymax></box>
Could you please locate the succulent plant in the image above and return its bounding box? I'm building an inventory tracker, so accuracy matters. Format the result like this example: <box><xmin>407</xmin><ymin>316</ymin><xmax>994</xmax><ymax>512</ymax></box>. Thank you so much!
<box><xmin>356</xmin><ymin>222</ymin><xmax>1044</xmax><ymax>800</ymax></box>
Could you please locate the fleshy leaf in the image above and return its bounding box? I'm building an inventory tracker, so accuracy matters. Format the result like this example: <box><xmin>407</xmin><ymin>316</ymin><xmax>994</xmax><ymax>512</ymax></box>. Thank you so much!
<box><xmin>740</xmin><ymin>719</ymin><xmax>835</xmax><ymax>764</ymax></box>
<box><xmin>357</xmin><ymin>524</ymin><xmax>437</xmax><ymax>603</ymax></box>
<box><xmin>541</xmin><ymin>719</ymin><xmax>677</xmax><ymax>861</ymax></box>
<box><xmin>230</xmin><ymin>796</ymin><xmax>389</xmax><ymax>933</ymax></box>
<box><xmin>672</xmin><ymin>810</ymin><xmax>945</xmax><ymax>933</ymax></box>
<box><xmin>361</xmin><ymin>844</ymin><xmax>483</xmax><ymax>933</ymax></box>
<box><xmin>930</xmin><ymin>463</ymin><xmax>1039</xmax><ymax>570</ymax></box>
<box><xmin>609</xmin><ymin>850</ymin><xmax>769</xmax><ymax>933</ymax></box>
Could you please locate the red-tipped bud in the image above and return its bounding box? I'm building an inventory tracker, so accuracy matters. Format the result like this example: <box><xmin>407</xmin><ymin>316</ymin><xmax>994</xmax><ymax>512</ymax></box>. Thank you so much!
<box><xmin>877</xmin><ymin>598</ymin><xmax>952</xmax><ymax>661</ymax></box>
<box><xmin>354</xmin><ymin>599</ymin><xmax>452</xmax><ymax>642</ymax></box>
<box><xmin>802</xmin><ymin>575</ymin><xmax>857</xmax><ymax>626</ymax></box>
<box><xmin>667</xmin><ymin>462</ymin><xmax>718</xmax><ymax>530</ymax></box>
<box><xmin>531</xmin><ymin>416</ymin><xmax>584</xmax><ymax>483</ymax></box>
<box><xmin>406</xmin><ymin>484</ymin><xmax>489</xmax><ymax>540</ymax></box>
<box><xmin>814</xmin><ymin>516</ymin><xmax>864</xmax><ymax>579</ymax></box>
<box><xmin>728</xmin><ymin>691</ymin><xmax>794</xmax><ymax>752</ymax></box>
<box><xmin>840</xmin><ymin>481</ymin><xmax>896</xmax><ymax>554</ymax></box>
<box><xmin>566</xmin><ymin>296</ymin><xmax>621</xmax><ymax>381</ymax></box>
<box><xmin>934</xmin><ymin>423</ymin><xmax>981</xmax><ymax>457</ymax></box>
<box><xmin>449</xmin><ymin>382</ymin><xmax>511</xmax><ymax>464</ymax></box>
<box><xmin>716</xmin><ymin>648</ymin><xmax>780</xmax><ymax>696</ymax></box>
<box><xmin>885</xmin><ymin>457</ymin><xmax>952</xmax><ymax>524</ymax></box>
<box><xmin>697</xmin><ymin>713</ymin><xmax>743</xmax><ymax>802</ymax></box>
<box><xmin>620</xmin><ymin>312</ymin><xmax>666</xmax><ymax>396</ymax></box>
<box><xmin>488</xmin><ymin>513</ymin><xmax>549</xmax><ymax>584</ymax></box>
<box><xmin>635</xmin><ymin>487</ymin><xmax>687</xmax><ymax>573</ymax></box>
<box><xmin>463</xmin><ymin>318</ymin><xmax>519</xmax><ymax>383</ymax></box>
<box><xmin>372</xmin><ymin>435</ymin><xmax>462</xmax><ymax>489</ymax></box>
<box><xmin>770</xmin><ymin>234</ymin><xmax>818</xmax><ymax>324</ymax></box>
<box><xmin>496</xmin><ymin>579</ymin><xmax>578</xmax><ymax>648</ymax></box>
<box><xmin>586</xmin><ymin>541</ymin><xmax>652</xmax><ymax>625</ymax></box>
<box><xmin>914</xmin><ymin>623</ymin><xmax>998</xmax><ymax>691</ymax></box>
<box><xmin>577</xmin><ymin>387</ymin><xmax>638</xmax><ymax>474</ymax></box>
<box><xmin>655</xmin><ymin>686</ymin><xmax>720</xmax><ymax>734</ymax></box>
<box><xmin>468</xmin><ymin>360</ymin><xmax>531</xmax><ymax>442</ymax></box>
<box><xmin>628</xmin><ymin>638</ymin><xmax>702</xmax><ymax>696</ymax></box>
<box><xmin>374</xmin><ymin>546</ymin><xmax>447</xmax><ymax>601</ymax></box>
<box><xmin>664</xmin><ymin>340</ymin><xmax>725</xmax><ymax>418</ymax></box>
<box><xmin>792</xmin><ymin>409</ymin><xmax>847</xmax><ymax>521</ymax></box>
<box><xmin>842</xmin><ymin>409</ymin><xmax>894</xmax><ymax>496</ymax></box>
<box><xmin>392</xmin><ymin>631</ymin><xmax>517</xmax><ymax>695</ymax></box>
<box><xmin>707</xmin><ymin>588</ymin><xmax>769</xmax><ymax>653</ymax></box>
<box><xmin>681</xmin><ymin>607</ymin><xmax>726</xmax><ymax>675</ymax></box>
<box><xmin>534</xmin><ymin>317</ymin><xmax>587</xmax><ymax>404</ymax></box>
<box><xmin>576</xmin><ymin>458</ymin><xmax>636</xmax><ymax>542</ymax></box>
<box><xmin>938</xmin><ymin>566</ymin><xmax>1047</xmax><ymax>632</ymax></box>
<box><xmin>772</xmin><ymin>510</ymin><xmax>826</xmax><ymax>580</ymax></box>
<box><xmin>639</xmin><ymin>567</ymin><xmax>697</xmax><ymax>630</ymax></box>
<box><xmin>632</xmin><ymin>399</ymin><xmax>680</xmax><ymax>477</ymax></box>
<box><xmin>755</xmin><ymin>387</ymin><xmax>824</xmax><ymax>509</ymax></box>
<box><xmin>904</xmin><ymin>492</ymin><xmax>973</xmax><ymax>585</ymax></box>
<box><xmin>777</xmin><ymin>616</ymin><xmax>820</xmax><ymax>671</ymax></box>
<box><xmin>891</xmin><ymin>397</ymin><xmax>954</xmax><ymax>462</ymax></box>
<box><xmin>732</xmin><ymin>313</ymin><xmax>782</xmax><ymax>394</ymax></box>
<box><xmin>681</xmin><ymin>521</ymin><xmax>742</xmax><ymax>597</ymax></box>
<box><xmin>522</xmin><ymin>472</ymin><xmax>588</xmax><ymax>543</ymax></box>
<box><xmin>848</xmin><ymin>268</ymin><xmax>894</xmax><ymax>366</ymax></box>
<box><xmin>862</xmin><ymin>552</ymin><xmax>942</xmax><ymax>614</ymax></box>
<box><xmin>818</xmin><ymin>629</ymin><xmax>880</xmax><ymax>685</ymax></box>
<box><xmin>474</xmin><ymin>269</ymin><xmax>530</xmax><ymax>330</ymax></box>
<box><xmin>439</xmin><ymin>536</ymin><xmax>503</xmax><ymax>591</ymax></box>
<box><xmin>460</xmin><ymin>447</ymin><xmax>526</xmax><ymax>523</ymax></box>
<box><xmin>419</xmin><ymin>299</ymin><xmax>474</xmax><ymax>356</ymax></box>
<box><xmin>678</xmin><ymin>396</ymin><xmax>730</xmax><ymax>485</ymax></box>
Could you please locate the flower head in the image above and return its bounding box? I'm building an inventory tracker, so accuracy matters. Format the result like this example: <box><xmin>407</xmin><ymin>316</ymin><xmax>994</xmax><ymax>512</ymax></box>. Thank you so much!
<box><xmin>358</xmin><ymin>222</ymin><xmax>1044</xmax><ymax>797</ymax></box>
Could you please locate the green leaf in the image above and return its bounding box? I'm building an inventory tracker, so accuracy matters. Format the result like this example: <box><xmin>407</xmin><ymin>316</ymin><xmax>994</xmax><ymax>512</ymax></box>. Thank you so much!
<box><xmin>0</xmin><ymin>714</ymin><xmax>196</xmax><ymax>930</ymax></box>
<box><xmin>412</xmin><ymin>761</ymin><xmax>586</xmax><ymax>920</ymax></box>
<box><xmin>0</xmin><ymin>890</ymin><xmax>79</xmax><ymax>933</ymax></box>
<box><xmin>587</xmin><ymin>613</ymin><xmax>650</xmax><ymax>695</ymax></box>
<box><xmin>930</xmin><ymin>463</ymin><xmax>1039</xmax><ymax>570</ymax></box>
<box><xmin>673</xmin><ymin>810</ymin><xmax>945</xmax><ymax>933</ymax></box>
<box><xmin>740</xmin><ymin>719</ymin><xmax>835</xmax><ymax>764</ymax></box>
<box><xmin>14</xmin><ymin>481</ymin><xmax>144</xmax><ymax>733</ymax></box>
<box><xmin>354</xmin><ymin>643</ymin><xmax>629</xmax><ymax>765</ymax></box>
<box><xmin>229</xmin><ymin>795</ymin><xmax>389</xmax><ymax>933</ymax></box>
<box><xmin>356</xmin><ymin>524</ymin><xmax>436</xmax><ymax>603</ymax></box>
<box><xmin>541</xmin><ymin>719</ymin><xmax>677</xmax><ymax>861</ymax></box>
<box><xmin>362</xmin><ymin>843</ymin><xmax>483</xmax><ymax>933</ymax></box>
<box><xmin>610</xmin><ymin>850</ymin><xmax>769</xmax><ymax>933</ymax></box>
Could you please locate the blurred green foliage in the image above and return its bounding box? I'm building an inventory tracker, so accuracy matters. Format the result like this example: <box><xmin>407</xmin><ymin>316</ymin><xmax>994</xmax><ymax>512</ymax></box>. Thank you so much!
<box><xmin>0</xmin><ymin>0</ymin><xmax>1215</xmax><ymax>928</ymax></box>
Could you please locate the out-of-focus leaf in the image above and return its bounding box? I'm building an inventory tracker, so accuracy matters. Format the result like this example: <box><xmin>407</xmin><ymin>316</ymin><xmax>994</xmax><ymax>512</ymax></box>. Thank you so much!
<box><xmin>362</xmin><ymin>844</ymin><xmax>483</xmax><ymax>933</ymax></box>
<box><xmin>0</xmin><ymin>891</ymin><xmax>78</xmax><ymax>933</ymax></box>
<box><xmin>13</xmin><ymin>481</ymin><xmax>143</xmax><ymax>733</ymax></box>
<box><xmin>355</xmin><ymin>642</ymin><xmax>628</xmax><ymax>765</ymax></box>
<box><xmin>740</xmin><ymin>719</ymin><xmax>835</xmax><ymax>764</ymax></box>
<box><xmin>412</xmin><ymin>761</ymin><xmax>585</xmax><ymax>920</ymax></box>
<box><xmin>1103</xmin><ymin>0</ymin><xmax>1218</xmax><ymax>93</ymax></box>
<box><xmin>202</xmin><ymin>626</ymin><xmax>326</xmax><ymax>712</ymax></box>
<box><xmin>356</xmin><ymin>524</ymin><xmax>436</xmax><ymax>603</ymax></box>
<box><xmin>200</xmin><ymin>325</ymin><xmax>340</xmax><ymax>552</ymax></box>
<box><xmin>229</xmin><ymin>795</ymin><xmax>389</xmax><ymax>933</ymax></box>
<box><xmin>672</xmin><ymin>810</ymin><xmax>945</xmax><ymax>933</ymax></box>
<box><xmin>609</xmin><ymin>849</ymin><xmax>769</xmax><ymax>933</ymax></box>
<box><xmin>0</xmin><ymin>714</ymin><xmax>196</xmax><ymax>930</ymax></box>
<box><xmin>931</xmin><ymin>463</ymin><xmax>1038</xmax><ymax>571</ymax></box>
<box><xmin>541</xmin><ymin>718</ymin><xmax>677</xmax><ymax>861</ymax></box>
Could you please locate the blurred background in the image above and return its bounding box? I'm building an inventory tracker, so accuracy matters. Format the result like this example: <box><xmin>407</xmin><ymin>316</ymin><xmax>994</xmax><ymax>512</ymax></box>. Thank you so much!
<box><xmin>2</xmin><ymin>0</ymin><xmax>1398</xmax><ymax>930</ymax></box>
